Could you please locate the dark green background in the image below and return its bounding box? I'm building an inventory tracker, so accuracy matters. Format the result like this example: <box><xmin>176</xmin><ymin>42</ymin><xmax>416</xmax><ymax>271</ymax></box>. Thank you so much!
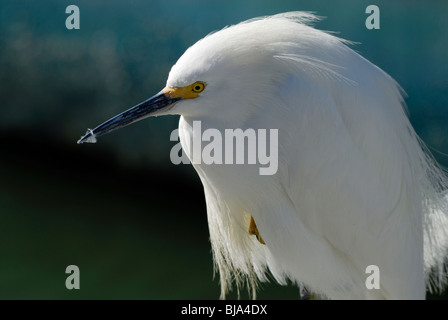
<box><xmin>0</xmin><ymin>0</ymin><xmax>447</xmax><ymax>299</ymax></box>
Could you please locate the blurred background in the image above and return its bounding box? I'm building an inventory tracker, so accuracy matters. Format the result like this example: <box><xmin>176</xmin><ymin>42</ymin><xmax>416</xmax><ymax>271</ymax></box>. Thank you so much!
<box><xmin>0</xmin><ymin>0</ymin><xmax>447</xmax><ymax>299</ymax></box>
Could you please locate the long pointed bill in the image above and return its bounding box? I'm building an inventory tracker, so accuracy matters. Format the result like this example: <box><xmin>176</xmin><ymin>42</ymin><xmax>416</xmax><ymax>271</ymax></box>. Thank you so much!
<box><xmin>77</xmin><ymin>91</ymin><xmax>181</xmax><ymax>144</ymax></box>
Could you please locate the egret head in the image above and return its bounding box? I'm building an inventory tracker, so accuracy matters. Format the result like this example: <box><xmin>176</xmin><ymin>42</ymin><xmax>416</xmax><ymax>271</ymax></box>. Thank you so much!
<box><xmin>77</xmin><ymin>13</ymin><xmax>325</xmax><ymax>144</ymax></box>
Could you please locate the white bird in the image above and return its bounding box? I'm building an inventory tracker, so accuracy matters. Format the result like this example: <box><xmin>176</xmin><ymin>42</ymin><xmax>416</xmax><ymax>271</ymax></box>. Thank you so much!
<box><xmin>78</xmin><ymin>12</ymin><xmax>448</xmax><ymax>299</ymax></box>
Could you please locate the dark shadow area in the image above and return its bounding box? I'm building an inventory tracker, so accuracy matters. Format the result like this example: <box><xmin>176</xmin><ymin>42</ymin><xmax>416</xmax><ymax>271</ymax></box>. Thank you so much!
<box><xmin>0</xmin><ymin>129</ymin><xmax>306</xmax><ymax>299</ymax></box>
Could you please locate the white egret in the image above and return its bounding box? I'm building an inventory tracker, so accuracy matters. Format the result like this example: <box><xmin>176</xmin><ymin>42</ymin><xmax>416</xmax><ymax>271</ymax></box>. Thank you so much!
<box><xmin>78</xmin><ymin>12</ymin><xmax>448</xmax><ymax>299</ymax></box>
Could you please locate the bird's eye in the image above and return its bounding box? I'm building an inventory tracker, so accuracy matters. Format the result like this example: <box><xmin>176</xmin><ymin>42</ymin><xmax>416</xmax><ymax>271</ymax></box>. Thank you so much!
<box><xmin>192</xmin><ymin>81</ymin><xmax>206</xmax><ymax>93</ymax></box>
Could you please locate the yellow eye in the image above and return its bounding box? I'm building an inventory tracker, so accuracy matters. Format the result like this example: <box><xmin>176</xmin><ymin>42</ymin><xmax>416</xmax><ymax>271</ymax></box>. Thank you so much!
<box><xmin>192</xmin><ymin>81</ymin><xmax>206</xmax><ymax>93</ymax></box>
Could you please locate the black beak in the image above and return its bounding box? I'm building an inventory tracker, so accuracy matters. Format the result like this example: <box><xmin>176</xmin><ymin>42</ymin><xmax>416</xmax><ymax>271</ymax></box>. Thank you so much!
<box><xmin>77</xmin><ymin>91</ymin><xmax>181</xmax><ymax>144</ymax></box>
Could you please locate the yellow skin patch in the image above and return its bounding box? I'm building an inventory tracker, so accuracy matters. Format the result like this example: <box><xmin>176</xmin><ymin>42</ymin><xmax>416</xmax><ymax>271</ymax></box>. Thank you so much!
<box><xmin>162</xmin><ymin>81</ymin><xmax>206</xmax><ymax>100</ymax></box>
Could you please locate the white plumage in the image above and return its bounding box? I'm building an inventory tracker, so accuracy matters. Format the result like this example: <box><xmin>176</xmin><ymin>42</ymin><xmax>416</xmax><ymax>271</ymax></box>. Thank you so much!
<box><xmin>79</xmin><ymin>12</ymin><xmax>448</xmax><ymax>299</ymax></box>
<box><xmin>171</xmin><ymin>12</ymin><xmax>448</xmax><ymax>299</ymax></box>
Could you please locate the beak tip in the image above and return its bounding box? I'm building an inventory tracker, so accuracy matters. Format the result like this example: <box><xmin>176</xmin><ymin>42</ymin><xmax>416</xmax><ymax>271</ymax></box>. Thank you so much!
<box><xmin>77</xmin><ymin>129</ymin><xmax>97</xmax><ymax>144</ymax></box>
